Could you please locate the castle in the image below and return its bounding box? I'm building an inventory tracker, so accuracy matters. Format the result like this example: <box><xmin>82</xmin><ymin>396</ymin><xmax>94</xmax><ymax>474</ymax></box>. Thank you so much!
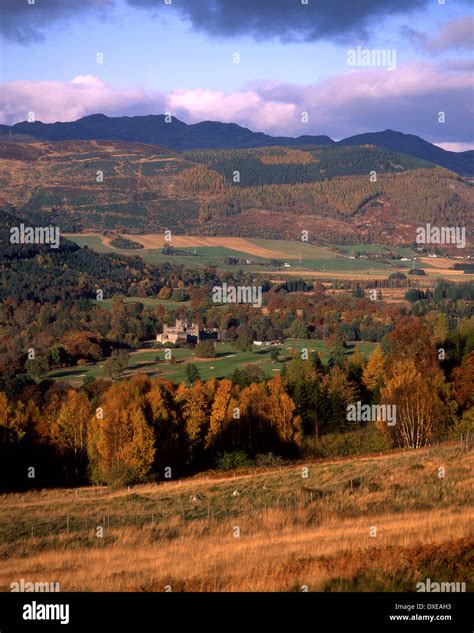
<box><xmin>156</xmin><ymin>319</ymin><xmax>220</xmax><ymax>345</ymax></box>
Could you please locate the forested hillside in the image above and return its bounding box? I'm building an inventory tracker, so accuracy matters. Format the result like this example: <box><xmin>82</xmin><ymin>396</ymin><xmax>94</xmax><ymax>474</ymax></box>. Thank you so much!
<box><xmin>185</xmin><ymin>145</ymin><xmax>435</xmax><ymax>185</ymax></box>
<box><xmin>0</xmin><ymin>140</ymin><xmax>472</xmax><ymax>244</ymax></box>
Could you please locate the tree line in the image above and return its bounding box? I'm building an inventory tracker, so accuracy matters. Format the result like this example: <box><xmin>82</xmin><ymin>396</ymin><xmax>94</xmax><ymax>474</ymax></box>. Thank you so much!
<box><xmin>0</xmin><ymin>316</ymin><xmax>472</xmax><ymax>491</ymax></box>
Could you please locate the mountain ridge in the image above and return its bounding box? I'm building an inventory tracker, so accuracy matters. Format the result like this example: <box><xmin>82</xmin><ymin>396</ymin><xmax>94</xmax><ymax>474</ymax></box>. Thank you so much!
<box><xmin>1</xmin><ymin>114</ymin><xmax>472</xmax><ymax>176</ymax></box>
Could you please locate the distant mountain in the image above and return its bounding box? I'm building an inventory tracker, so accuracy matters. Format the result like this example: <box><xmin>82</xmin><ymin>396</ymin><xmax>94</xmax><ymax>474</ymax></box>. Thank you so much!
<box><xmin>338</xmin><ymin>130</ymin><xmax>474</xmax><ymax>177</ymax></box>
<box><xmin>1</xmin><ymin>114</ymin><xmax>472</xmax><ymax>175</ymax></box>
<box><xmin>0</xmin><ymin>114</ymin><xmax>334</xmax><ymax>151</ymax></box>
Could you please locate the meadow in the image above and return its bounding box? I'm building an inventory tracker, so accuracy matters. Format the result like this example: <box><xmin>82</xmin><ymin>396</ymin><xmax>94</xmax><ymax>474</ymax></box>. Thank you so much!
<box><xmin>47</xmin><ymin>340</ymin><xmax>377</xmax><ymax>386</ymax></box>
<box><xmin>1</xmin><ymin>442</ymin><xmax>471</xmax><ymax>592</ymax></box>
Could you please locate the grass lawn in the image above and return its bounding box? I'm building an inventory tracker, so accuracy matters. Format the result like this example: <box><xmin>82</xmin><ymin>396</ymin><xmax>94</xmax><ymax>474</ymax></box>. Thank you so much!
<box><xmin>66</xmin><ymin>235</ymin><xmax>114</xmax><ymax>253</ymax></box>
<box><xmin>48</xmin><ymin>340</ymin><xmax>378</xmax><ymax>386</ymax></box>
<box><xmin>93</xmin><ymin>297</ymin><xmax>190</xmax><ymax>309</ymax></box>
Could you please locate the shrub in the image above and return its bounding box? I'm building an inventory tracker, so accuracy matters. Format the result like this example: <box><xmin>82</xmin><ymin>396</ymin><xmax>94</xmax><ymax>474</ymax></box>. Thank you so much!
<box><xmin>195</xmin><ymin>340</ymin><xmax>216</xmax><ymax>358</ymax></box>
<box><xmin>254</xmin><ymin>453</ymin><xmax>285</xmax><ymax>468</ymax></box>
<box><xmin>303</xmin><ymin>424</ymin><xmax>392</xmax><ymax>459</ymax></box>
<box><xmin>215</xmin><ymin>451</ymin><xmax>254</xmax><ymax>471</ymax></box>
<box><xmin>448</xmin><ymin>408</ymin><xmax>474</xmax><ymax>441</ymax></box>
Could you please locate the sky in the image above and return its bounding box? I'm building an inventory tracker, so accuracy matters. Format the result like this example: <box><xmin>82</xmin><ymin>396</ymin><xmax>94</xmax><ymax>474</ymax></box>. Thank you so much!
<box><xmin>0</xmin><ymin>0</ymin><xmax>473</xmax><ymax>150</ymax></box>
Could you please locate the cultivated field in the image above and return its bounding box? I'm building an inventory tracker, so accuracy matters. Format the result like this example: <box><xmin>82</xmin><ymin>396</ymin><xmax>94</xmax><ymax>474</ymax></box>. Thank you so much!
<box><xmin>65</xmin><ymin>233</ymin><xmax>473</xmax><ymax>282</ymax></box>
<box><xmin>1</xmin><ymin>443</ymin><xmax>472</xmax><ymax>592</ymax></box>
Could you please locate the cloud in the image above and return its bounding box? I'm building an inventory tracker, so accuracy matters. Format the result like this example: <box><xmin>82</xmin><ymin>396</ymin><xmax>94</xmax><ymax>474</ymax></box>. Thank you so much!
<box><xmin>3</xmin><ymin>0</ymin><xmax>470</xmax><ymax>47</ymax></box>
<box><xmin>425</xmin><ymin>15</ymin><xmax>474</xmax><ymax>52</ymax></box>
<box><xmin>167</xmin><ymin>88</ymin><xmax>296</xmax><ymax>129</ymax></box>
<box><xmin>0</xmin><ymin>76</ymin><xmax>165</xmax><ymax>124</ymax></box>
<box><xmin>0</xmin><ymin>0</ymin><xmax>114</xmax><ymax>44</ymax></box>
<box><xmin>253</xmin><ymin>62</ymin><xmax>474</xmax><ymax>143</ymax></box>
<box><xmin>435</xmin><ymin>142</ymin><xmax>474</xmax><ymax>152</ymax></box>
<box><xmin>128</xmin><ymin>0</ymin><xmax>435</xmax><ymax>42</ymax></box>
<box><xmin>0</xmin><ymin>62</ymin><xmax>472</xmax><ymax>145</ymax></box>
<box><xmin>403</xmin><ymin>16</ymin><xmax>474</xmax><ymax>54</ymax></box>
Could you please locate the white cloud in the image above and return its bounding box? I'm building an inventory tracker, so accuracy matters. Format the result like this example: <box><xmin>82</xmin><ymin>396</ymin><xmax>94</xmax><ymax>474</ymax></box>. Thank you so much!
<box><xmin>0</xmin><ymin>62</ymin><xmax>472</xmax><ymax>145</ymax></box>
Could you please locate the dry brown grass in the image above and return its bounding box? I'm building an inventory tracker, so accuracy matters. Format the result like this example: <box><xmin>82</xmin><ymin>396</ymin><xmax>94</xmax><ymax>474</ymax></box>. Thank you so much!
<box><xmin>1</xmin><ymin>443</ymin><xmax>472</xmax><ymax>592</ymax></box>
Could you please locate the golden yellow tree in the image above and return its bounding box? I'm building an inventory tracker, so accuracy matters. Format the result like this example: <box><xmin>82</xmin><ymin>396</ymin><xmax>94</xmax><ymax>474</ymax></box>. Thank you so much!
<box><xmin>265</xmin><ymin>376</ymin><xmax>302</xmax><ymax>447</ymax></box>
<box><xmin>176</xmin><ymin>381</ymin><xmax>211</xmax><ymax>464</ymax></box>
<box><xmin>0</xmin><ymin>392</ymin><xmax>27</xmax><ymax>443</ymax></box>
<box><xmin>50</xmin><ymin>390</ymin><xmax>92</xmax><ymax>480</ymax></box>
<box><xmin>363</xmin><ymin>346</ymin><xmax>385</xmax><ymax>393</ymax></box>
<box><xmin>88</xmin><ymin>381</ymin><xmax>155</xmax><ymax>485</ymax></box>
<box><xmin>206</xmin><ymin>379</ymin><xmax>232</xmax><ymax>450</ymax></box>
<box><xmin>381</xmin><ymin>360</ymin><xmax>444</xmax><ymax>448</ymax></box>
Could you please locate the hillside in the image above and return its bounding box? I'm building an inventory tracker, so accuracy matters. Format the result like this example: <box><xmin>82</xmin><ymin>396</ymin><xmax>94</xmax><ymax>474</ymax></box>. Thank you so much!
<box><xmin>1</xmin><ymin>114</ymin><xmax>472</xmax><ymax>175</ymax></box>
<box><xmin>0</xmin><ymin>442</ymin><xmax>471</xmax><ymax>592</ymax></box>
<box><xmin>338</xmin><ymin>130</ymin><xmax>474</xmax><ymax>177</ymax></box>
<box><xmin>0</xmin><ymin>209</ymin><xmax>164</xmax><ymax>303</ymax></box>
<box><xmin>0</xmin><ymin>140</ymin><xmax>472</xmax><ymax>245</ymax></box>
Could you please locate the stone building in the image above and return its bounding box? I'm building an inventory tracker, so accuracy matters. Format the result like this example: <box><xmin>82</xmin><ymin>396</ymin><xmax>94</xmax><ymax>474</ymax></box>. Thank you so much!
<box><xmin>157</xmin><ymin>319</ymin><xmax>220</xmax><ymax>345</ymax></box>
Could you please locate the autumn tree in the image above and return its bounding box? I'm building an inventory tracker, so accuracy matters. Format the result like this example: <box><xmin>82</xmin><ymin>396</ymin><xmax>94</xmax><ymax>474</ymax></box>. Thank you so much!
<box><xmin>382</xmin><ymin>318</ymin><xmax>438</xmax><ymax>374</ymax></box>
<box><xmin>49</xmin><ymin>390</ymin><xmax>92</xmax><ymax>483</ymax></box>
<box><xmin>176</xmin><ymin>381</ymin><xmax>211</xmax><ymax>467</ymax></box>
<box><xmin>88</xmin><ymin>378</ymin><xmax>155</xmax><ymax>486</ymax></box>
<box><xmin>102</xmin><ymin>349</ymin><xmax>129</xmax><ymax>381</ymax></box>
<box><xmin>233</xmin><ymin>324</ymin><xmax>254</xmax><ymax>352</ymax></box>
<box><xmin>451</xmin><ymin>351</ymin><xmax>474</xmax><ymax>413</ymax></box>
<box><xmin>363</xmin><ymin>346</ymin><xmax>385</xmax><ymax>395</ymax></box>
<box><xmin>205</xmin><ymin>379</ymin><xmax>233</xmax><ymax>451</ymax></box>
<box><xmin>146</xmin><ymin>378</ymin><xmax>184</xmax><ymax>477</ymax></box>
<box><xmin>381</xmin><ymin>360</ymin><xmax>445</xmax><ymax>449</ymax></box>
<box><xmin>264</xmin><ymin>375</ymin><xmax>302</xmax><ymax>451</ymax></box>
<box><xmin>0</xmin><ymin>392</ymin><xmax>29</xmax><ymax>446</ymax></box>
<box><xmin>195</xmin><ymin>340</ymin><xmax>216</xmax><ymax>358</ymax></box>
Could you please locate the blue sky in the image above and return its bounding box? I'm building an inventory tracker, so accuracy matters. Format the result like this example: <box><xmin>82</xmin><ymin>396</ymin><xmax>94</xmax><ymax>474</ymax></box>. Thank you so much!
<box><xmin>0</xmin><ymin>0</ymin><xmax>472</xmax><ymax>148</ymax></box>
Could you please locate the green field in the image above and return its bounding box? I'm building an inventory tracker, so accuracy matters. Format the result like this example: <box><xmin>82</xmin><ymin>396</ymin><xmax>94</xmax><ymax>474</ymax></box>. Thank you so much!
<box><xmin>66</xmin><ymin>236</ymin><xmax>268</xmax><ymax>269</ymax></box>
<box><xmin>93</xmin><ymin>297</ymin><xmax>190</xmax><ymax>309</ymax></box>
<box><xmin>48</xmin><ymin>340</ymin><xmax>377</xmax><ymax>386</ymax></box>
<box><xmin>336</xmin><ymin>244</ymin><xmax>418</xmax><ymax>257</ymax></box>
<box><xmin>66</xmin><ymin>234</ymin><xmax>426</xmax><ymax>275</ymax></box>
<box><xmin>66</xmin><ymin>235</ymin><xmax>114</xmax><ymax>253</ymax></box>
